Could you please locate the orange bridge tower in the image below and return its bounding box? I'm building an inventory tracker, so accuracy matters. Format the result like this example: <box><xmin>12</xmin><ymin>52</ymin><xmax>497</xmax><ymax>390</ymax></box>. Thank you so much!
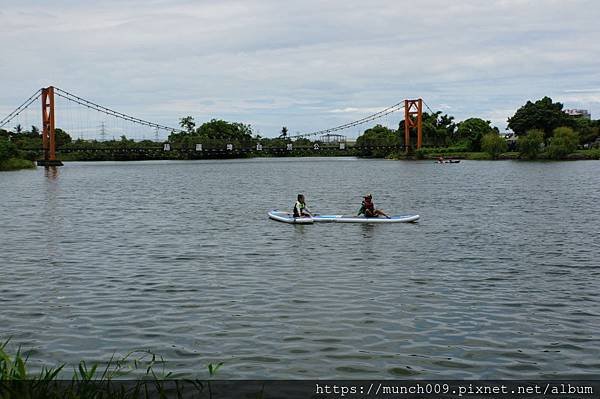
<box><xmin>404</xmin><ymin>98</ymin><xmax>423</xmax><ymax>152</ymax></box>
<box><xmin>38</xmin><ymin>86</ymin><xmax>63</xmax><ymax>167</ymax></box>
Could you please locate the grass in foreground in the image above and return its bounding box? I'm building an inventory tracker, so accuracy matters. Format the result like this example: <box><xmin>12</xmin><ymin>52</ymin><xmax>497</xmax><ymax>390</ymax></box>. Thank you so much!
<box><xmin>0</xmin><ymin>340</ymin><xmax>225</xmax><ymax>399</ymax></box>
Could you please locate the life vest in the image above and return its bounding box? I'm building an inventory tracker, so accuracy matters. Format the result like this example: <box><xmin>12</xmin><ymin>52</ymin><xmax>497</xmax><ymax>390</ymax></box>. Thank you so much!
<box><xmin>293</xmin><ymin>201</ymin><xmax>305</xmax><ymax>217</ymax></box>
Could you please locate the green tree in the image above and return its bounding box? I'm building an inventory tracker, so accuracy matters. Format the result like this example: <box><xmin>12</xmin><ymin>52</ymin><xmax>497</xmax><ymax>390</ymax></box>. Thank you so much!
<box><xmin>55</xmin><ymin>128</ymin><xmax>72</xmax><ymax>147</ymax></box>
<box><xmin>481</xmin><ymin>133</ymin><xmax>507</xmax><ymax>159</ymax></box>
<box><xmin>260</xmin><ymin>136</ymin><xmax>291</xmax><ymax>150</ymax></box>
<box><xmin>9</xmin><ymin>129</ymin><xmax>41</xmax><ymax>149</ymax></box>
<box><xmin>401</xmin><ymin>112</ymin><xmax>456</xmax><ymax>147</ymax></box>
<box><xmin>456</xmin><ymin>118</ymin><xmax>496</xmax><ymax>151</ymax></box>
<box><xmin>280</xmin><ymin>126</ymin><xmax>288</xmax><ymax>139</ymax></box>
<box><xmin>196</xmin><ymin>119</ymin><xmax>253</xmax><ymax>141</ymax></box>
<box><xmin>517</xmin><ymin>129</ymin><xmax>544</xmax><ymax>159</ymax></box>
<box><xmin>179</xmin><ymin>116</ymin><xmax>196</xmax><ymax>134</ymax></box>
<box><xmin>507</xmin><ymin>97</ymin><xmax>574</xmax><ymax>141</ymax></box>
<box><xmin>0</xmin><ymin>138</ymin><xmax>18</xmax><ymax>161</ymax></box>
<box><xmin>168</xmin><ymin>118</ymin><xmax>254</xmax><ymax>152</ymax></box>
<box><xmin>573</xmin><ymin>117</ymin><xmax>599</xmax><ymax>145</ymax></box>
<box><xmin>356</xmin><ymin>124</ymin><xmax>399</xmax><ymax>157</ymax></box>
<box><xmin>546</xmin><ymin>127</ymin><xmax>579</xmax><ymax>159</ymax></box>
<box><xmin>294</xmin><ymin>137</ymin><xmax>312</xmax><ymax>147</ymax></box>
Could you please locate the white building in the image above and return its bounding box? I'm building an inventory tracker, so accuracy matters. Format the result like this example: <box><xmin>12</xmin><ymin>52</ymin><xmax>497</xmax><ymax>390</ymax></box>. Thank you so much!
<box><xmin>565</xmin><ymin>109</ymin><xmax>591</xmax><ymax>119</ymax></box>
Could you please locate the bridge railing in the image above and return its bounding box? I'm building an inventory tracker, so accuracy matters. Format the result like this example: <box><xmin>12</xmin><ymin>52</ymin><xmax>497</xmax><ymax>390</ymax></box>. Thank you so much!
<box><xmin>21</xmin><ymin>142</ymin><xmax>411</xmax><ymax>155</ymax></box>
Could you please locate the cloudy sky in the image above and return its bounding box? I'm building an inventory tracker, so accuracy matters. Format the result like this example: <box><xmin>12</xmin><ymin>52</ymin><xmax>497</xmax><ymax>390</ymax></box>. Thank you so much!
<box><xmin>1</xmin><ymin>0</ymin><xmax>599</xmax><ymax>139</ymax></box>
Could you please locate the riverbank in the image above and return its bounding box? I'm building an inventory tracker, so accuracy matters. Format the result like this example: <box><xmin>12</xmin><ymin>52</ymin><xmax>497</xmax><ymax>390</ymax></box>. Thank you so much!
<box><xmin>0</xmin><ymin>157</ymin><xmax>36</xmax><ymax>171</ymax></box>
<box><xmin>32</xmin><ymin>147</ymin><xmax>600</xmax><ymax>163</ymax></box>
<box><xmin>390</xmin><ymin>149</ymin><xmax>600</xmax><ymax>161</ymax></box>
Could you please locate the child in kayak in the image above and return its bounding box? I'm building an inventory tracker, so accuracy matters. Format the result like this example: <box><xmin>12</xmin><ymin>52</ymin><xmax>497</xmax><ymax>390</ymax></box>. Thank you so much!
<box><xmin>358</xmin><ymin>194</ymin><xmax>390</xmax><ymax>218</ymax></box>
<box><xmin>293</xmin><ymin>194</ymin><xmax>312</xmax><ymax>217</ymax></box>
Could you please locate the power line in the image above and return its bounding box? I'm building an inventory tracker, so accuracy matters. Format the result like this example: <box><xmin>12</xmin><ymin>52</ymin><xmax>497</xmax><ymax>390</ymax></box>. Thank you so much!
<box><xmin>99</xmin><ymin>121</ymin><xmax>107</xmax><ymax>141</ymax></box>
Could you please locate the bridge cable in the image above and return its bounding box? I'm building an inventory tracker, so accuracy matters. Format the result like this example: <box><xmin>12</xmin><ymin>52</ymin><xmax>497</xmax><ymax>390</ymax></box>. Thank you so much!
<box><xmin>0</xmin><ymin>89</ymin><xmax>42</xmax><ymax>129</ymax></box>
<box><xmin>422</xmin><ymin>100</ymin><xmax>436</xmax><ymax>116</ymax></box>
<box><xmin>53</xmin><ymin>87</ymin><xmax>186</xmax><ymax>134</ymax></box>
<box><xmin>289</xmin><ymin>101</ymin><xmax>406</xmax><ymax>139</ymax></box>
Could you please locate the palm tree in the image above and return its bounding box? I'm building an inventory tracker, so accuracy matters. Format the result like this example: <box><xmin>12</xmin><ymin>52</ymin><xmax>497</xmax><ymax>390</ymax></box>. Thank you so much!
<box><xmin>179</xmin><ymin>116</ymin><xmax>196</xmax><ymax>134</ymax></box>
<box><xmin>280</xmin><ymin>126</ymin><xmax>288</xmax><ymax>138</ymax></box>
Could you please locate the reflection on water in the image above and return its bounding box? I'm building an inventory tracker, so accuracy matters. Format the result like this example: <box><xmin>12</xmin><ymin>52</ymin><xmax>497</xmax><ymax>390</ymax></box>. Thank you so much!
<box><xmin>360</xmin><ymin>223</ymin><xmax>377</xmax><ymax>237</ymax></box>
<box><xmin>1</xmin><ymin>158</ymin><xmax>599</xmax><ymax>379</ymax></box>
<box><xmin>41</xmin><ymin>167</ymin><xmax>61</xmax><ymax>264</ymax></box>
<box><xmin>44</xmin><ymin>166</ymin><xmax>60</xmax><ymax>180</ymax></box>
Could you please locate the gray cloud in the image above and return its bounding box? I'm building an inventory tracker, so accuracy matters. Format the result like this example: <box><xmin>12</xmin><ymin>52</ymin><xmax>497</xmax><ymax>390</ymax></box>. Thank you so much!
<box><xmin>1</xmin><ymin>0</ymin><xmax>599</xmax><ymax>139</ymax></box>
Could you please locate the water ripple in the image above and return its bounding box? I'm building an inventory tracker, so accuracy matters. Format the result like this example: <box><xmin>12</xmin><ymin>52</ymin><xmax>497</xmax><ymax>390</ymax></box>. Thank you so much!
<box><xmin>1</xmin><ymin>159</ymin><xmax>599</xmax><ymax>378</ymax></box>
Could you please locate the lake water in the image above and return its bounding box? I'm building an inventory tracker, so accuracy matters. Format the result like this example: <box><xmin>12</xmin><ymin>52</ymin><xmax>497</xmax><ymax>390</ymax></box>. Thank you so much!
<box><xmin>1</xmin><ymin>157</ymin><xmax>599</xmax><ymax>379</ymax></box>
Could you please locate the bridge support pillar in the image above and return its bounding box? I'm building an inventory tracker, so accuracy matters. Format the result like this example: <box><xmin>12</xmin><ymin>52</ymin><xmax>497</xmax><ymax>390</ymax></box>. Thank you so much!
<box><xmin>38</xmin><ymin>86</ymin><xmax>63</xmax><ymax>167</ymax></box>
<box><xmin>404</xmin><ymin>99</ymin><xmax>423</xmax><ymax>152</ymax></box>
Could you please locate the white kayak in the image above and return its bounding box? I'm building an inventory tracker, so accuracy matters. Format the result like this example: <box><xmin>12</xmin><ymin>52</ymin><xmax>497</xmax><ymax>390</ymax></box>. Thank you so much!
<box><xmin>268</xmin><ymin>210</ymin><xmax>314</xmax><ymax>224</ymax></box>
<box><xmin>268</xmin><ymin>210</ymin><xmax>419</xmax><ymax>224</ymax></box>
<box><xmin>312</xmin><ymin>214</ymin><xmax>419</xmax><ymax>223</ymax></box>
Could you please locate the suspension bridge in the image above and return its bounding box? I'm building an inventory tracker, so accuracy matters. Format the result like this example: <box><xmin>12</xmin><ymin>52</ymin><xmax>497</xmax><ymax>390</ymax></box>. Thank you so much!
<box><xmin>0</xmin><ymin>86</ymin><xmax>431</xmax><ymax>166</ymax></box>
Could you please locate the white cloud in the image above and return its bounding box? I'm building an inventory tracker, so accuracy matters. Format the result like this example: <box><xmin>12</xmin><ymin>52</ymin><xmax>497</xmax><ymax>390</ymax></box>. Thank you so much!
<box><xmin>1</xmin><ymin>0</ymin><xmax>599</xmax><ymax>138</ymax></box>
<box><xmin>327</xmin><ymin>107</ymin><xmax>389</xmax><ymax>114</ymax></box>
<box><xmin>563</xmin><ymin>88</ymin><xmax>600</xmax><ymax>94</ymax></box>
<box><xmin>556</xmin><ymin>94</ymin><xmax>600</xmax><ymax>104</ymax></box>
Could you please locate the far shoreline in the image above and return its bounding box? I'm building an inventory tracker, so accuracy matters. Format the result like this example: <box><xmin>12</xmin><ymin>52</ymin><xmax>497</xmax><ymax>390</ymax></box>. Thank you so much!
<box><xmin>6</xmin><ymin>150</ymin><xmax>599</xmax><ymax>170</ymax></box>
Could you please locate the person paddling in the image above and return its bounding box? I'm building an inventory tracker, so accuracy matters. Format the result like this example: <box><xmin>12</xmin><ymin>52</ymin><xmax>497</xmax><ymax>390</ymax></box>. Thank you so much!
<box><xmin>358</xmin><ymin>194</ymin><xmax>390</xmax><ymax>218</ymax></box>
<box><xmin>293</xmin><ymin>194</ymin><xmax>312</xmax><ymax>218</ymax></box>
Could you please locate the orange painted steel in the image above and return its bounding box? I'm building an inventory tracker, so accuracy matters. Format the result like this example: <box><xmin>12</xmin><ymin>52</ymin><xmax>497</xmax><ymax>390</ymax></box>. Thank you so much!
<box><xmin>41</xmin><ymin>89</ymin><xmax>48</xmax><ymax>158</ymax></box>
<box><xmin>41</xmin><ymin>86</ymin><xmax>57</xmax><ymax>162</ymax></box>
<box><xmin>404</xmin><ymin>98</ymin><xmax>423</xmax><ymax>151</ymax></box>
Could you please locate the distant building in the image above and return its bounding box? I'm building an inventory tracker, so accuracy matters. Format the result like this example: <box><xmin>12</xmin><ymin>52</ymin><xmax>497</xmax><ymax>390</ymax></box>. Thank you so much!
<box><xmin>565</xmin><ymin>109</ymin><xmax>591</xmax><ymax>119</ymax></box>
<box><xmin>320</xmin><ymin>133</ymin><xmax>346</xmax><ymax>143</ymax></box>
<box><xmin>504</xmin><ymin>131</ymin><xmax>518</xmax><ymax>151</ymax></box>
<box><xmin>503</xmin><ymin>130</ymin><xmax>517</xmax><ymax>140</ymax></box>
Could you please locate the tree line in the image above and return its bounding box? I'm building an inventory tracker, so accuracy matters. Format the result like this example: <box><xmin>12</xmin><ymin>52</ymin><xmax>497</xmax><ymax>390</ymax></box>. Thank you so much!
<box><xmin>355</xmin><ymin>96</ymin><xmax>599</xmax><ymax>159</ymax></box>
<box><xmin>1</xmin><ymin>96</ymin><xmax>599</xmax><ymax>164</ymax></box>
